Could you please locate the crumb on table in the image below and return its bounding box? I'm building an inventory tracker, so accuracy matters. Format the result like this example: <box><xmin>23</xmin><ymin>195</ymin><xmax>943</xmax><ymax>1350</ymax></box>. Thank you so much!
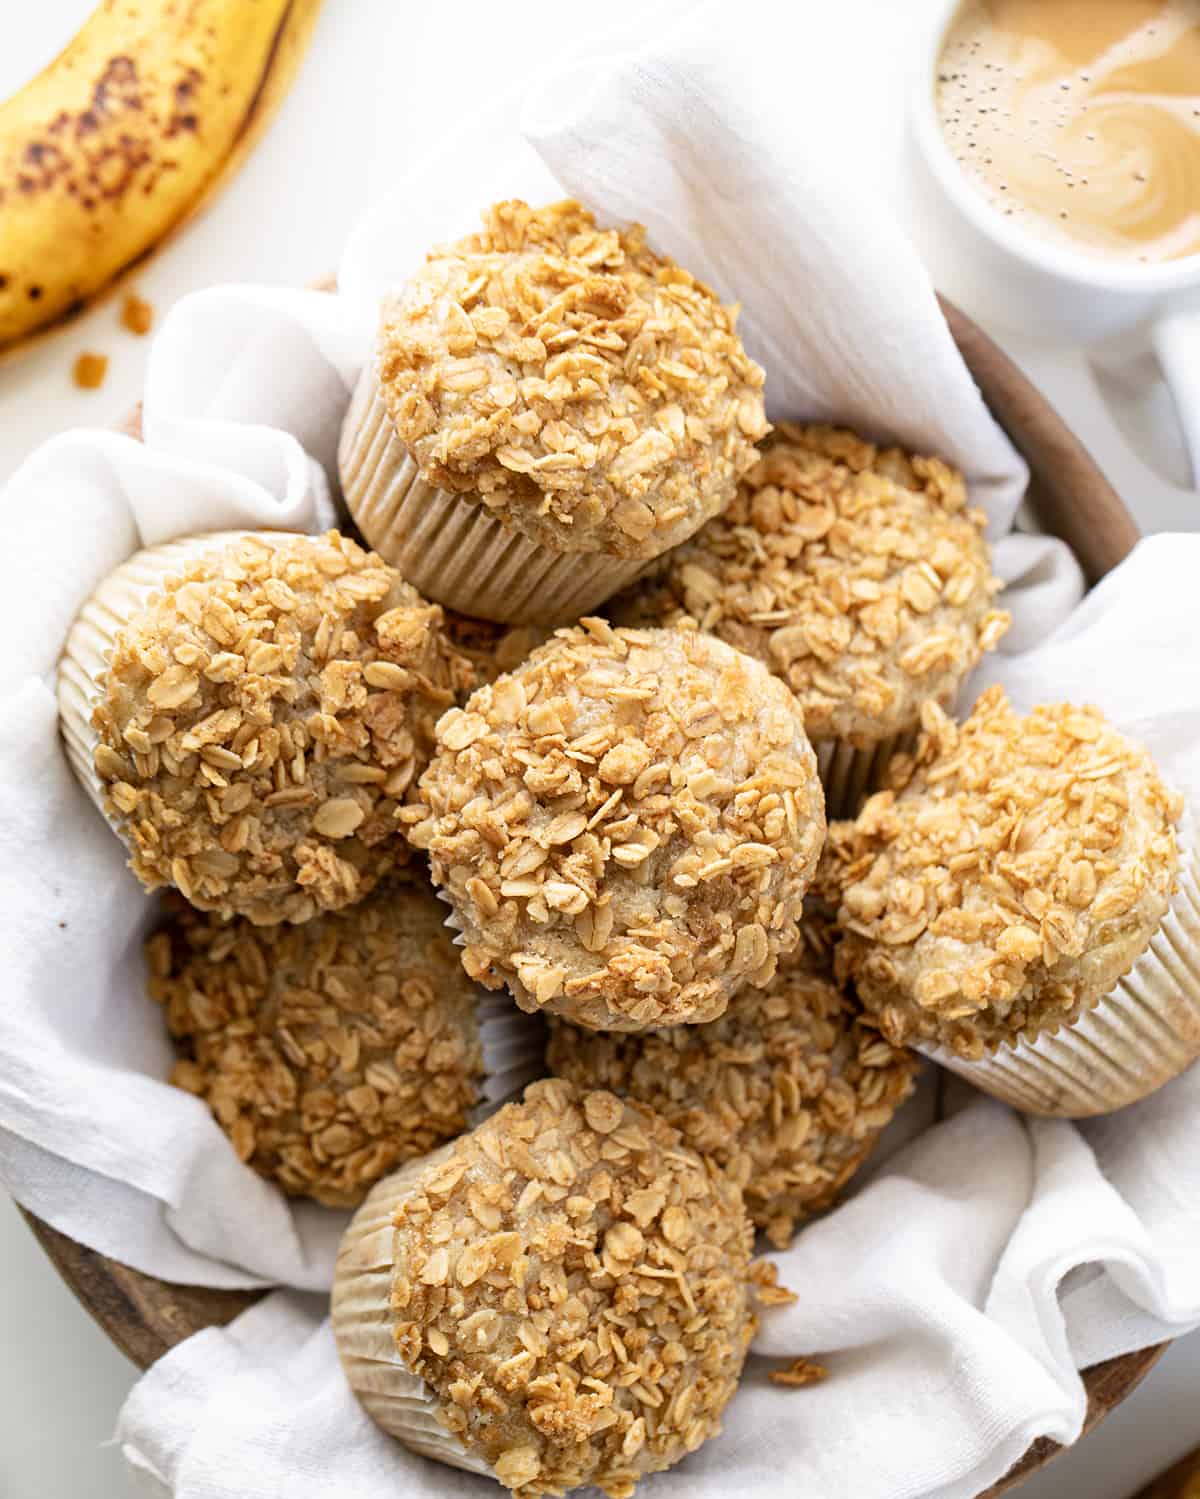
<box><xmin>73</xmin><ymin>352</ymin><xmax>108</xmax><ymax>390</ymax></box>
<box><xmin>121</xmin><ymin>292</ymin><xmax>154</xmax><ymax>336</ymax></box>
<box><xmin>769</xmin><ymin>1357</ymin><xmax>828</xmax><ymax>1388</ymax></box>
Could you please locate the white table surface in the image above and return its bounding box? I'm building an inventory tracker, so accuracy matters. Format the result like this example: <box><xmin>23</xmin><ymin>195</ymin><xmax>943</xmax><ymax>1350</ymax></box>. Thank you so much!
<box><xmin>0</xmin><ymin>3</ymin><xmax>1196</xmax><ymax>1496</ymax></box>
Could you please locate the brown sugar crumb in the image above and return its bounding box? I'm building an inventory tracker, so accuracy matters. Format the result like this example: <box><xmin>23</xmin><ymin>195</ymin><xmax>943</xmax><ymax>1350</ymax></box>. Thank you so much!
<box><xmin>145</xmin><ymin>880</ymin><xmax>484</xmax><ymax>1207</ymax></box>
<box><xmin>769</xmin><ymin>1357</ymin><xmax>827</xmax><ymax>1389</ymax></box>
<box><xmin>121</xmin><ymin>292</ymin><xmax>154</xmax><ymax>336</ymax></box>
<box><xmin>831</xmin><ymin>687</ymin><xmax>1184</xmax><ymax>1056</ymax></box>
<box><xmin>405</xmin><ymin>620</ymin><xmax>825</xmax><ymax>1032</ymax></box>
<box><xmin>93</xmin><ymin>530</ymin><xmax>461</xmax><ymax>924</ymax></box>
<box><xmin>546</xmin><ymin>943</ymin><xmax>917</xmax><ymax>1247</ymax></box>
<box><xmin>613</xmin><ymin>423</ymin><xmax>1010</xmax><ymax>745</ymax></box>
<box><xmin>388</xmin><ymin>1078</ymin><xmax>758</xmax><ymax>1497</ymax></box>
<box><xmin>73</xmin><ymin>352</ymin><xmax>108</xmax><ymax>389</ymax></box>
<box><xmin>377</xmin><ymin>199</ymin><xmax>769</xmax><ymax>560</ymax></box>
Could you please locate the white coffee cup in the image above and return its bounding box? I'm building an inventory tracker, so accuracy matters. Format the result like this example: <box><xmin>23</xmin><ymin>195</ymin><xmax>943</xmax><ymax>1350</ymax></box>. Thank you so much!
<box><xmin>910</xmin><ymin>0</ymin><xmax>1200</xmax><ymax>486</ymax></box>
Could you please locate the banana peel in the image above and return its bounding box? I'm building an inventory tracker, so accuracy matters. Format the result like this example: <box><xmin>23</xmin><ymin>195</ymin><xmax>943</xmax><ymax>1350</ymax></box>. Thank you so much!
<box><xmin>0</xmin><ymin>0</ymin><xmax>323</xmax><ymax>356</ymax></box>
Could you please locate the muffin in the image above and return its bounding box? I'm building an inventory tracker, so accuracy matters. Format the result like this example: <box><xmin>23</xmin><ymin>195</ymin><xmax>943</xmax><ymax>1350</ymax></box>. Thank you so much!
<box><xmin>332</xmin><ymin>1078</ymin><xmax>760</xmax><ymax>1496</ymax></box>
<box><xmin>404</xmin><ymin>619</ymin><xmax>825</xmax><ymax>1031</ymax></box>
<box><xmin>546</xmin><ymin>946</ymin><xmax>917</xmax><ymax>1247</ymax></box>
<box><xmin>614</xmin><ymin>424</ymin><xmax>1010</xmax><ymax>814</ymax></box>
<box><xmin>145</xmin><ymin>880</ymin><xmax>544</xmax><ymax>1208</ymax></box>
<box><xmin>338</xmin><ymin>199</ymin><xmax>768</xmax><ymax>626</ymax></box>
<box><xmin>58</xmin><ymin>529</ymin><xmax>461</xmax><ymax>924</ymax></box>
<box><xmin>828</xmin><ymin>687</ymin><xmax>1198</xmax><ymax>1115</ymax></box>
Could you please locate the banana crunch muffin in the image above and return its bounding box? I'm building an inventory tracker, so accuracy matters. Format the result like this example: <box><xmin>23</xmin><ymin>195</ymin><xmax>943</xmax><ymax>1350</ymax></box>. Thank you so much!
<box><xmin>332</xmin><ymin>1078</ymin><xmax>764</xmax><ymax>1497</ymax></box>
<box><xmin>615</xmin><ymin>424</ymin><xmax>1009</xmax><ymax>809</ymax></box>
<box><xmin>82</xmin><ymin>530</ymin><xmax>460</xmax><ymax>924</ymax></box>
<box><xmin>145</xmin><ymin>880</ymin><xmax>508</xmax><ymax>1207</ymax></box>
<box><xmin>546</xmin><ymin>947</ymin><xmax>917</xmax><ymax>1247</ymax></box>
<box><xmin>405</xmin><ymin>619</ymin><xmax>825</xmax><ymax>1031</ymax></box>
<box><xmin>828</xmin><ymin>687</ymin><xmax>1184</xmax><ymax>1058</ymax></box>
<box><xmin>376</xmin><ymin>199</ymin><xmax>768</xmax><ymax>560</ymax></box>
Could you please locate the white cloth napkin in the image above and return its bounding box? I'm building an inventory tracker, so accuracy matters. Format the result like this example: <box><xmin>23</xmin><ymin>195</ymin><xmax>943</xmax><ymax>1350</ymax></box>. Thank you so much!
<box><xmin>4</xmin><ymin>4</ymin><xmax>1195</xmax><ymax>1498</ymax></box>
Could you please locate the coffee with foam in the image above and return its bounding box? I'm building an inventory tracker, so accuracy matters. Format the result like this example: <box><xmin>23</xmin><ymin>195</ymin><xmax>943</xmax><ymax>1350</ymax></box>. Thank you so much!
<box><xmin>937</xmin><ymin>0</ymin><xmax>1200</xmax><ymax>265</ymax></box>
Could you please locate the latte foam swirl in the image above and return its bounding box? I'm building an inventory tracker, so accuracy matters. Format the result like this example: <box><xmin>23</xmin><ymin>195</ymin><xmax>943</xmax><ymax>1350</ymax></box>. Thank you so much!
<box><xmin>937</xmin><ymin>0</ymin><xmax>1200</xmax><ymax>265</ymax></box>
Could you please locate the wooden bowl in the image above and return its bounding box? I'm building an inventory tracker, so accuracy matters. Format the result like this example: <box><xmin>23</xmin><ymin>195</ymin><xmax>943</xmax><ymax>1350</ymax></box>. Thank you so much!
<box><xmin>1136</xmin><ymin>1445</ymin><xmax>1200</xmax><ymax>1499</ymax></box>
<box><xmin>19</xmin><ymin>298</ymin><xmax>1160</xmax><ymax>1496</ymax></box>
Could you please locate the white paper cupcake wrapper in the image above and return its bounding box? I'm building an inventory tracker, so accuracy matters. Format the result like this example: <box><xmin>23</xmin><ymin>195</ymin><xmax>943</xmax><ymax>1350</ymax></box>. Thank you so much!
<box><xmin>473</xmin><ymin>991</ymin><xmax>545</xmax><ymax>1125</ymax></box>
<box><xmin>57</xmin><ymin>531</ymin><xmax>272</xmax><ymax>818</ymax></box>
<box><xmin>814</xmin><ymin>730</ymin><xmax>917</xmax><ymax>821</ymax></box>
<box><xmin>338</xmin><ymin>366</ymin><xmax>646</xmax><ymax>626</ymax></box>
<box><xmin>442</xmin><ymin>892</ymin><xmax>544</xmax><ymax>1118</ymax></box>
<box><xmin>924</xmin><ymin>826</ymin><xmax>1200</xmax><ymax>1117</ymax></box>
<box><xmin>331</xmin><ymin>1147</ymin><xmax>494</xmax><ymax>1478</ymax></box>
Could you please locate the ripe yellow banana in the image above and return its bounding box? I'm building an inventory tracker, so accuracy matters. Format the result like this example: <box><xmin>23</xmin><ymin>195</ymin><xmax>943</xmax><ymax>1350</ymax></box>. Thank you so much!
<box><xmin>0</xmin><ymin>0</ymin><xmax>322</xmax><ymax>353</ymax></box>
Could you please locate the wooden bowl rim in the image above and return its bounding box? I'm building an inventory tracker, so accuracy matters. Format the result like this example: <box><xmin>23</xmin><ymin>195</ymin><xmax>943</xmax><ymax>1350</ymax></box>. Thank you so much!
<box><xmin>19</xmin><ymin>295</ymin><xmax>1158</xmax><ymax>1498</ymax></box>
<box><xmin>1132</xmin><ymin>1441</ymin><xmax>1200</xmax><ymax>1499</ymax></box>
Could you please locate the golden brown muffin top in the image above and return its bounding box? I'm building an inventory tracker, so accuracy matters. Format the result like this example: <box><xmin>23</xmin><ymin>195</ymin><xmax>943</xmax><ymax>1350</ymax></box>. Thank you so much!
<box><xmin>405</xmin><ymin>620</ymin><xmax>825</xmax><ymax>1031</ymax></box>
<box><xmin>827</xmin><ymin>687</ymin><xmax>1183</xmax><ymax>1055</ymax></box>
<box><xmin>615</xmin><ymin>424</ymin><xmax>1010</xmax><ymax>744</ymax></box>
<box><xmin>546</xmin><ymin>945</ymin><xmax>916</xmax><ymax>1248</ymax></box>
<box><xmin>387</xmin><ymin>1078</ymin><xmax>758</xmax><ymax>1498</ymax></box>
<box><xmin>146</xmin><ymin>881</ymin><xmax>484</xmax><ymax>1207</ymax></box>
<box><xmin>93</xmin><ymin>531</ymin><xmax>459</xmax><ymax>924</ymax></box>
<box><xmin>376</xmin><ymin>200</ymin><xmax>768</xmax><ymax>559</ymax></box>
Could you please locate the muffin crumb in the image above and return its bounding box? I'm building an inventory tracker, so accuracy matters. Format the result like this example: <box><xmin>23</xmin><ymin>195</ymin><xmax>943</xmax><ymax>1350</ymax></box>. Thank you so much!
<box><xmin>547</xmin><ymin>940</ymin><xmax>916</xmax><ymax>1245</ymax></box>
<box><xmin>121</xmin><ymin>292</ymin><xmax>154</xmax><ymax>336</ymax></box>
<box><xmin>441</xmin><ymin>610</ymin><xmax>547</xmax><ymax>690</ymax></box>
<box><xmin>750</xmin><ymin>1259</ymin><xmax>799</xmax><ymax>1307</ymax></box>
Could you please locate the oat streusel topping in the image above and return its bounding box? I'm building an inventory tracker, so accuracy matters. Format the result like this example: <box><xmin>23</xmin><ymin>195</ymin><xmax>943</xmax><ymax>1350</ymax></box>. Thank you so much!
<box><xmin>546</xmin><ymin>946</ymin><xmax>916</xmax><ymax>1248</ymax></box>
<box><xmin>376</xmin><ymin>200</ymin><xmax>769</xmax><ymax>559</ymax></box>
<box><xmin>828</xmin><ymin>687</ymin><xmax>1183</xmax><ymax>1056</ymax></box>
<box><xmin>93</xmin><ymin>531</ymin><xmax>459</xmax><ymax>924</ymax></box>
<box><xmin>441</xmin><ymin>609</ymin><xmax>548</xmax><ymax>692</ymax></box>
<box><xmin>387</xmin><ymin>1078</ymin><xmax>759</xmax><ymax>1497</ymax></box>
<box><xmin>146</xmin><ymin>881</ymin><xmax>483</xmax><ymax>1206</ymax></box>
<box><xmin>405</xmin><ymin>621</ymin><xmax>825</xmax><ymax>1031</ymax></box>
<box><xmin>614</xmin><ymin>424</ymin><xmax>1010</xmax><ymax>744</ymax></box>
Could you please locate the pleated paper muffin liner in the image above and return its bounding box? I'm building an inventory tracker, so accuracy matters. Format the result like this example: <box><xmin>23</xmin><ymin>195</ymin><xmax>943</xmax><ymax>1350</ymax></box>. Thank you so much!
<box><xmin>814</xmin><ymin>730</ymin><xmax>918</xmax><ymax>821</ymax></box>
<box><xmin>473</xmin><ymin>991</ymin><xmax>546</xmax><ymax>1125</ymax></box>
<box><xmin>57</xmin><ymin>531</ymin><xmax>270</xmax><ymax>818</ymax></box>
<box><xmin>441</xmin><ymin>895</ymin><xmax>547</xmax><ymax>1095</ymax></box>
<box><xmin>338</xmin><ymin>365</ymin><xmax>645</xmax><ymax>626</ymax></box>
<box><xmin>925</xmin><ymin>826</ymin><xmax>1200</xmax><ymax>1117</ymax></box>
<box><xmin>331</xmin><ymin>1146</ymin><xmax>494</xmax><ymax>1479</ymax></box>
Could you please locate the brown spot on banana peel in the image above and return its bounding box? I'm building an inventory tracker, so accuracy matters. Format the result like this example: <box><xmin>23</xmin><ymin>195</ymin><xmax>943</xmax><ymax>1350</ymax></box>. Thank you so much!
<box><xmin>0</xmin><ymin>0</ymin><xmax>322</xmax><ymax>355</ymax></box>
<box><xmin>20</xmin><ymin>59</ymin><xmax>157</xmax><ymax>205</ymax></box>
